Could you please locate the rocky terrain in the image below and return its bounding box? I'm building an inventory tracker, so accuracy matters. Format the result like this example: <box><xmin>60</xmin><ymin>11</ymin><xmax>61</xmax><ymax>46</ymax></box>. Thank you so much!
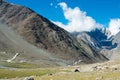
<box><xmin>73</xmin><ymin>28</ymin><xmax>115</xmax><ymax>51</ymax></box>
<box><xmin>0</xmin><ymin>1</ymin><xmax>120</xmax><ymax>80</ymax></box>
<box><xmin>0</xmin><ymin>1</ymin><xmax>108</xmax><ymax>67</ymax></box>
<box><xmin>73</xmin><ymin>28</ymin><xmax>120</xmax><ymax>60</ymax></box>
<box><xmin>101</xmin><ymin>32</ymin><xmax>120</xmax><ymax>60</ymax></box>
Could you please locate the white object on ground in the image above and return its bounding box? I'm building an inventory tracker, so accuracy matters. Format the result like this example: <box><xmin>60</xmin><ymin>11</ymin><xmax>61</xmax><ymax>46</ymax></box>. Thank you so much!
<box><xmin>6</xmin><ymin>53</ymin><xmax>19</xmax><ymax>62</ymax></box>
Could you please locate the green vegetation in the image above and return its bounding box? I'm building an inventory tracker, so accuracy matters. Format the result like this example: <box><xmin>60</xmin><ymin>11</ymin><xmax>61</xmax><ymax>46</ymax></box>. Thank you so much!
<box><xmin>0</xmin><ymin>67</ymin><xmax>120</xmax><ymax>80</ymax></box>
<box><xmin>0</xmin><ymin>62</ymin><xmax>39</xmax><ymax>68</ymax></box>
<box><xmin>0</xmin><ymin>68</ymin><xmax>59</xmax><ymax>79</ymax></box>
<box><xmin>0</xmin><ymin>60</ymin><xmax>120</xmax><ymax>80</ymax></box>
<box><xmin>36</xmin><ymin>71</ymin><xmax>120</xmax><ymax>80</ymax></box>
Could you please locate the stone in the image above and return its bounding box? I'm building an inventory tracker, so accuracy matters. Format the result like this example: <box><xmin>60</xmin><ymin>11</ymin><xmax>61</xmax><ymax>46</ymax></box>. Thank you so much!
<box><xmin>24</xmin><ymin>76</ymin><xmax>34</xmax><ymax>80</ymax></box>
<box><xmin>74</xmin><ymin>69</ymin><xmax>80</xmax><ymax>72</ymax></box>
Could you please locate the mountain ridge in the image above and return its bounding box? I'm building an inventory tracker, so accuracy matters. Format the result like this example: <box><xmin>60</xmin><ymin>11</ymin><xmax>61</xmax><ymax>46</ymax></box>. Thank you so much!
<box><xmin>0</xmin><ymin>1</ymin><xmax>108</xmax><ymax>67</ymax></box>
<box><xmin>73</xmin><ymin>27</ymin><xmax>120</xmax><ymax>60</ymax></box>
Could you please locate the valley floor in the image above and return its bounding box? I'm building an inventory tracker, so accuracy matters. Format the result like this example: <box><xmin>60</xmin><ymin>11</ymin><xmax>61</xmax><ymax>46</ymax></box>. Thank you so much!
<box><xmin>0</xmin><ymin>60</ymin><xmax>120</xmax><ymax>80</ymax></box>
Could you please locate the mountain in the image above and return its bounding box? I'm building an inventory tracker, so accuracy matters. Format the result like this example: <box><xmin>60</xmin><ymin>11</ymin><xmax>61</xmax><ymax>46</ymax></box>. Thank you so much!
<box><xmin>74</xmin><ymin>28</ymin><xmax>119</xmax><ymax>60</ymax></box>
<box><xmin>0</xmin><ymin>1</ymin><xmax>108</xmax><ymax>67</ymax></box>
<box><xmin>101</xmin><ymin>32</ymin><xmax>120</xmax><ymax>60</ymax></box>
<box><xmin>74</xmin><ymin>28</ymin><xmax>117</xmax><ymax>50</ymax></box>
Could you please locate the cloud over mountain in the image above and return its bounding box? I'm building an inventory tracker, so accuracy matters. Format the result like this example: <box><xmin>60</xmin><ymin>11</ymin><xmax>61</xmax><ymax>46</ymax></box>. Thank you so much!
<box><xmin>108</xmin><ymin>19</ymin><xmax>120</xmax><ymax>35</ymax></box>
<box><xmin>53</xmin><ymin>2</ymin><xmax>102</xmax><ymax>32</ymax></box>
<box><xmin>53</xmin><ymin>2</ymin><xmax>120</xmax><ymax>36</ymax></box>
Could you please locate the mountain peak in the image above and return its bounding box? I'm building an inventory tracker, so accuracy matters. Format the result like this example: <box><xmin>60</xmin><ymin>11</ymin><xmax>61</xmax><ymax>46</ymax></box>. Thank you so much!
<box><xmin>0</xmin><ymin>1</ymin><xmax>108</xmax><ymax>66</ymax></box>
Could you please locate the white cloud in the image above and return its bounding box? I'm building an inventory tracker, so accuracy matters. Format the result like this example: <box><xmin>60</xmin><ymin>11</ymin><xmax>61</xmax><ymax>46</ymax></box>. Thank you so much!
<box><xmin>53</xmin><ymin>2</ymin><xmax>102</xmax><ymax>32</ymax></box>
<box><xmin>50</xmin><ymin>2</ymin><xmax>53</xmax><ymax>6</ymax></box>
<box><xmin>55</xmin><ymin>5</ymin><xmax>58</xmax><ymax>8</ymax></box>
<box><xmin>50</xmin><ymin>2</ymin><xmax>58</xmax><ymax>9</ymax></box>
<box><xmin>52</xmin><ymin>2</ymin><xmax>120</xmax><ymax>35</ymax></box>
<box><xmin>108</xmin><ymin>19</ymin><xmax>120</xmax><ymax>35</ymax></box>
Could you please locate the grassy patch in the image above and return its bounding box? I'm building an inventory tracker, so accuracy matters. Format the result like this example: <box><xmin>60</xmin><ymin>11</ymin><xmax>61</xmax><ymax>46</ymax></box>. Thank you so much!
<box><xmin>36</xmin><ymin>71</ymin><xmax>120</xmax><ymax>80</ymax></box>
<box><xmin>0</xmin><ymin>68</ymin><xmax>59</xmax><ymax>79</ymax></box>
<box><xmin>0</xmin><ymin>62</ymin><xmax>39</xmax><ymax>68</ymax></box>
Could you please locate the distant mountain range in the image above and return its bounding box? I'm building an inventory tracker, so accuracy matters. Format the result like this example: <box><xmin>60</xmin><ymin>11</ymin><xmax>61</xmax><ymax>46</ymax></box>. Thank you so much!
<box><xmin>73</xmin><ymin>27</ymin><xmax>120</xmax><ymax>60</ymax></box>
<box><xmin>0</xmin><ymin>1</ymin><xmax>108</xmax><ymax>67</ymax></box>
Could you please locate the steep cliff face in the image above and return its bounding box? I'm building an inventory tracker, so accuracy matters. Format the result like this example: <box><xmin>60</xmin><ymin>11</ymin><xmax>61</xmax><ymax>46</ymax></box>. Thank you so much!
<box><xmin>74</xmin><ymin>28</ymin><xmax>116</xmax><ymax>51</ymax></box>
<box><xmin>0</xmin><ymin>1</ymin><xmax>108</xmax><ymax>65</ymax></box>
<box><xmin>73</xmin><ymin>28</ymin><xmax>120</xmax><ymax>60</ymax></box>
<box><xmin>101</xmin><ymin>32</ymin><xmax>120</xmax><ymax>60</ymax></box>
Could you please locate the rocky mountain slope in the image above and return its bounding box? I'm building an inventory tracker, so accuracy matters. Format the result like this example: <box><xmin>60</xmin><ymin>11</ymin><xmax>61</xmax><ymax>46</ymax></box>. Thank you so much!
<box><xmin>74</xmin><ymin>28</ymin><xmax>120</xmax><ymax>60</ymax></box>
<box><xmin>0</xmin><ymin>1</ymin><xmax>108</xmax><ymax>67</ymax></box>
<box><xmin>73</xmin><ymin>28</ymin><xmax>116</xmax><ymax>50</ymax></box>
<box><xmin>101</xmin><ymin>32</ymin><xmax>120</xmax><ymax>59</ymax></box>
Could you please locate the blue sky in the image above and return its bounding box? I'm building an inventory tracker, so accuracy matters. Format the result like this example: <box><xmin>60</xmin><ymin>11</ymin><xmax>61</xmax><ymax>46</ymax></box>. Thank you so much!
<box><xmin>7</xmin><ymin>0</ymin><xmax>120</xmax><ymax>35</ymax></box>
